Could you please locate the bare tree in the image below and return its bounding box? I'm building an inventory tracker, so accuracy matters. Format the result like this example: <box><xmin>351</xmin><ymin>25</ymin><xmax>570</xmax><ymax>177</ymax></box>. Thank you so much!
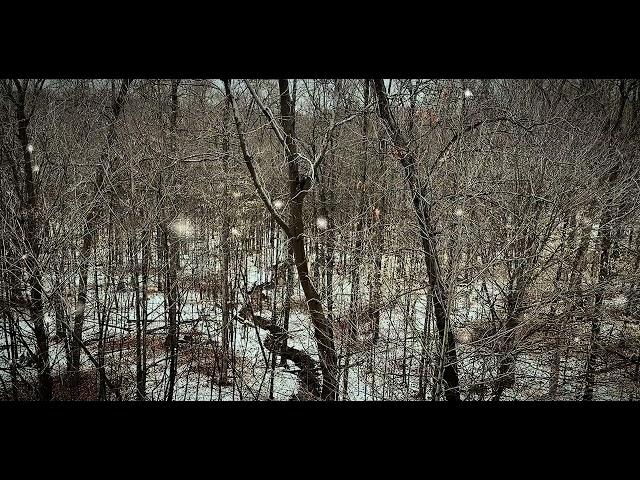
<box><xmin>1</xmin><ymin>79</ymin><xmax>53</xmax><ymax>400</ymax></box>
<box><xmin>70</xmin><ymin>79</ymin><xmax>132</xmax><ymax>390</ymax></box>
<box><xmin>224</xmin><ymin>79</ymin><xmax>357</xmax><ymax>400</ymax></box>
<box><xmin>372</xmin><ymin>78</ymin><xmax>461</xmax><ymax>401</ymax></box>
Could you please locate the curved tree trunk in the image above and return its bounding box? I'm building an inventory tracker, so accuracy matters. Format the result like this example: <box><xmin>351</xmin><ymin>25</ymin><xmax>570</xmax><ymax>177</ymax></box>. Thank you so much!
<box><xmin>224</xmin><ymin>79</ymin><xmax>340</xmax><ymax>400</ymax></box>
<box><xmin>372</xmin><ymin>79</ymin><xmax>460</xmax><ymax>401</ymax></box>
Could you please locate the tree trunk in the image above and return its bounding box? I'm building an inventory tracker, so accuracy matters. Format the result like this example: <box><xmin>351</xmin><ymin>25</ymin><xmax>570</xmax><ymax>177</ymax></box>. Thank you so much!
<box><xmin>224</xmin><ymin>79</ymin><xmax>339</xmax><ymax>400</ymax></box>
<box><xmin>137</xmin><ymin>228</ymin><xmax>149</xmax><ymax>400</ymax></box>
<box><xmin>70</xmin><ymin>79</ymin><xmax>131</xmax><ymax>386</ymax></box>
<box><xmin>548</xmin><ymin>217</ymin><xmax>573</xmax><ymax>398</ymax></box>
<box><xmin>491</xmin><ymin>292</ymin><xmax>520</xmax><ymax>401</ymax></box>
<box><xmin>164</xmin><ymin>79</ymin><xmax>180</xmax><ymax>401</ymax></box>
<box><xmin>584</xmin><ymin>82</ymin><xmax>628</xmax><ymax>401</ymax></box>
<box><xmin>220</xmin><ymin>93</ymin><xmax>232</xmax><ymax>385</ymax></box>
<box><xmin>343</xmin><ymin>80</ymin><xmax>370</xmax><ymax>399</ymax></box>
<box><xmin>14</xmin><ymin>82</ymin><xmax>53</xmax><ymax>400</ymax></box>
<box><xmin>71</xmin><ymin>200</ymin><xmax>98</xmax><ymax>382</ymax></box>
<box><xmin>280</xmin><ymin>243</ymin><xmax>294</xmax><ymax>367</ymax></box>
<box><xmin>584</xmin><ymin>198</ymin><xmax>616</xmax><ymax>400</ymax></box>
<box><xmin>279</xmin><ymin>80</ymin><xmax>338</xmax><ymax>400</ymax></box>
<box><xmin>372</xmin><ymin>78</ymin><xmax>460</xmax><ymax>401</ymax></box>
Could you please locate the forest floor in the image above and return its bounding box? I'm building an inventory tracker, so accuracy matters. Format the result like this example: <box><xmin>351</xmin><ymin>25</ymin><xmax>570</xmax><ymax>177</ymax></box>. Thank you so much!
<box><xmin>2</xmin><ymin>253</ymin><xmax>640</xmax><ymax>401</ymax></box>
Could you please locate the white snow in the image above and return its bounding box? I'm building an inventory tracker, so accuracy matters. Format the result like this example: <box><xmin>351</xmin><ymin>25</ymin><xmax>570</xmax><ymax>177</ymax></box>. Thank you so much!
<box><xmin>2</xmin><ymin>249</ymin><xmax>638</xmax><ymax>401</ymax></box>
<box><xmin>169</xmin><ymin>216</ymin><xmax>194</xmax><ymax>238</ymax></box>
<box><xmin>316</xmin><ymin>217</ymin><xmax>328</xmax><ymax>230</ymax></box>
<box><xmin>604</xmin><ymin>295</ymin><xmax>628</xmax><ymax>307</ymax></box>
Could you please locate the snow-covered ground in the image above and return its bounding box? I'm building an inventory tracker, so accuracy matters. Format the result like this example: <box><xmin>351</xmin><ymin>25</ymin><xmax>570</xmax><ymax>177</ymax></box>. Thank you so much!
<box><xmin>1</xmin><ymin>250</ymin><xmax>639</xmax><ymax>401</ymax></box>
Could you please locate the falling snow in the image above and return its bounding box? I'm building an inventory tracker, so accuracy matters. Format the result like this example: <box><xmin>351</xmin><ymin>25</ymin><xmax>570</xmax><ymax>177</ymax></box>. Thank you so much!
<box><xmin>1</xmin><ymin>79</ymin><xmax>636</xmax><ymax>402</ymax></box>
<box><xmin>316</xmin><ymin>217</ymin><xmax>328</xmax><ymax>229</ymax></box>
<box><xmin>169</xmin><ymin>216</ymin><xmax>194</xmax><ymax>238</ymax></box>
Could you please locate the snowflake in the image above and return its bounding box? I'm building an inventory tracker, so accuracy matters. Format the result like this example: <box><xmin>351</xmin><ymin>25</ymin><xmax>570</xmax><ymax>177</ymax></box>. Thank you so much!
<box><xmin>27</xmin><ymin>144</ymin><xmax>34</xmax><ymax>154</ymax></box>
<box><xmin>454</xmin><ymin>208</ymin><xmax>464</xmax><ymax>217</ymax></box>
<box><xmin>32</xmin><ymin>164</ymin><xmax>40</xmax><ymax>173</ymax></box>
<box><xmin>274</xmin><ymin>199</ymin><xmax>284</xmax><ymax>209</ymax></box>
<box><xmin>232</xmin><ymin>191</ymin><xmax>241</xmax><ymax>199</ymax></box>
<box><xmin>231</xmin><ymin>227</ymin><xmax>241</xmax><ymax>236</ymax></box>
<box><xmin>464</xmin><ymin>88</ymin><xmax>473</xmax><ymax>99</ymax></box>
<box><xmin>169</xmin><ymin>216</ymin><xmax>194</xmax><ymax>238</ymax></box>
<box><xmin>316</xmin><ymin>217</ymin><xmax>328</xmax><ymax>230</ymax></box>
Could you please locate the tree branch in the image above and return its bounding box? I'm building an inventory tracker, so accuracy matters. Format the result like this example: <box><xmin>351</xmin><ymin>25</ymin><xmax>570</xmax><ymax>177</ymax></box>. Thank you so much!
<box><xmin>27</xmin><ymin>79</ymin><xmax>46</xmax><ymax>119</ymax></box>
<box><xmin>223</xmin><ymin>79</ymin><xmax>292</xmax><ymax>237</ymax></box>
<box><xmin>436</xmin><ymin>114</ymin><xmax>548</xmax><ymax>165</ymax></box>
<box><xmin>1</xmin><ymin>79</ymin><xmax>17</xmax><ymax>105</ymax></box>
<box><xmin>244</xmin><ymin>80</ymin><xmax>287</xmax><ymax>148</ymax></box>
<box><xmin>311</xmin><ymin>79</ymin><xmax>347</xmax><ymax>179</ymax></box>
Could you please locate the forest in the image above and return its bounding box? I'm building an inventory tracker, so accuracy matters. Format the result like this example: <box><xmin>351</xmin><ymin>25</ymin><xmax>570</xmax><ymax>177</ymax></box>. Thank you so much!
<box><xmin>0</xmin><ymin>78</ymin><xmax>638</xmax><ymax>401</ymax></box>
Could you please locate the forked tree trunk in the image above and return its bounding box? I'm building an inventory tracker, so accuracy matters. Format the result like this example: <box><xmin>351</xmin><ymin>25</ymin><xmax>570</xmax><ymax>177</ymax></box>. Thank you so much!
<box><xmin>224</xmin><ymin>79</ymin><xmax>339</xmax><ymax>400</ymax></box>
<box><xmin>372</xmin><ymin>79</ymin><xmax>460</xmax><ymax>401</ymax></box>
